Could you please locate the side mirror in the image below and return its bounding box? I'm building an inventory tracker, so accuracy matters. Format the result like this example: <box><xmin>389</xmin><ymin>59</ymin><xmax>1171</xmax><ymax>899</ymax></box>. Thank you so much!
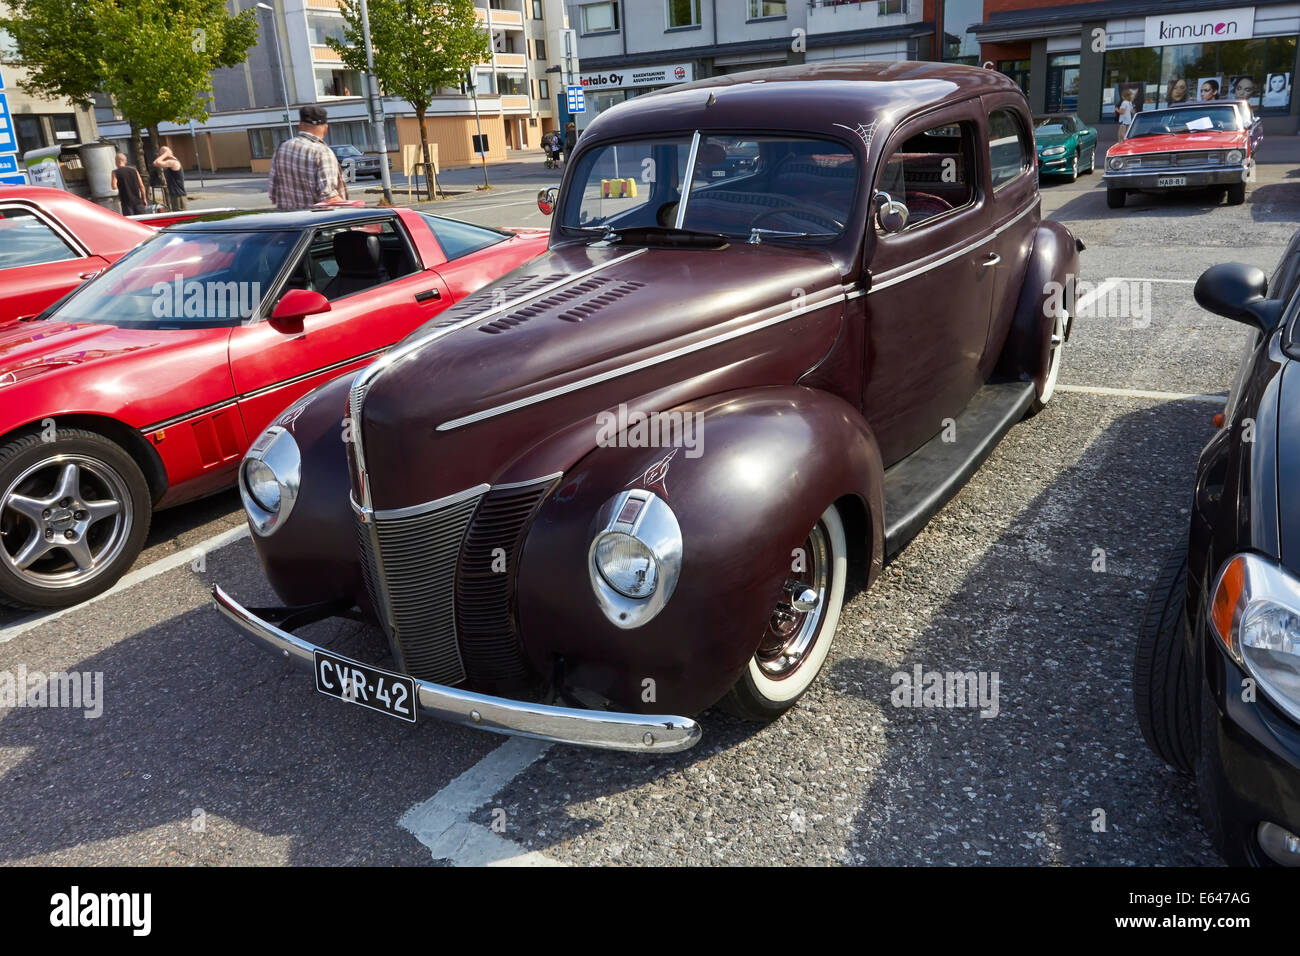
<box><xmin>537</xmin><ymin>186</ymin><xmax>559</xmax><ymax>216</ymax></box>
<box><xmin>270</xmin><ymin>288</ymin><xmax>330</xmax><ymax>335</ymax></box>
<box><xmin>1194</xmin><ymin>263</ymin><xmax>1285</xmax><ymax>332</ymax></box>
<box><xmin>874</xmin><ymin>190</ymin><xmax>908</xmax><ymax>234</ymax></box>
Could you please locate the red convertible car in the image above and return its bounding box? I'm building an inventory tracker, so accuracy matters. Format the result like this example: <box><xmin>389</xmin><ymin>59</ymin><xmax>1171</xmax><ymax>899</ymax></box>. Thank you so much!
<box><xmin>0</xmin><ymin>186</ymin><xmax>155</xmax><ymax>323</ymax></box>
<box><xmin>1103</xmin><ymin>100</ymin><xmax>1261</xmax><ymax>208</ymax></box>
<box><xmin>0</xmin><ymin>207</ymin><xmax>548</xmax><ymax>608</ymax></box>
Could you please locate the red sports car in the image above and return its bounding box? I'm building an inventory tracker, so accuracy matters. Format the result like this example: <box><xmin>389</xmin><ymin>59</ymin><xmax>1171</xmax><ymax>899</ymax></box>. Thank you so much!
<box><xmin>0</xmin><ymin>206</ymin><xmax>548</xmax><ymax>608</ymax></box>
<box><xmin>0</xmin><ymin>186</ymin><xmax>155</xmax><ymax>323</ymax></box>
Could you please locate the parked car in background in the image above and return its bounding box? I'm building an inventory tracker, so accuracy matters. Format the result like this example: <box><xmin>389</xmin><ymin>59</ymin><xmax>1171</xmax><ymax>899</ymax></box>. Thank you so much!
<box><xmin>0</xmin><ymin>207</ymin><xmax>548</xmax><ymax>609</ymax></box>
<box><xmin>330</xmin><ymin>144</ymin><xmax>392</xmax><ymax>180</ymax></box>
<box><xmin>0</xmin><ymin>186</ymin><xmax>155</xmax><ymax>323</ymax></box>
<box><xmin>1103</xmin><ymin>101</ymin><xmax>1261</xmax><ymax>208</ymax></box>
<box><xmin>215</xmin><ymin>62</ymin><xmax>1081</xmax><ymax>754</ymax></box>
<box><xmin>1032</xmin><ymin>113</ymin><xmax>1098</xmax><ymax>181</ymax></box>
<box><xmin>1135</xmin><ymin>227</ymin><xmax>1300</xmax><ymax>867</ymax></box>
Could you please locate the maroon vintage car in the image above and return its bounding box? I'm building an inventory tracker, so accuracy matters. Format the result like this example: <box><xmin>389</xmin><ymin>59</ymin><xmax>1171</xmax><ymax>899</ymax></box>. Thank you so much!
<box><xmin>214</xmin><ymin>62</ymin><xmax>1080</xmax><ymax>752</ymax></box>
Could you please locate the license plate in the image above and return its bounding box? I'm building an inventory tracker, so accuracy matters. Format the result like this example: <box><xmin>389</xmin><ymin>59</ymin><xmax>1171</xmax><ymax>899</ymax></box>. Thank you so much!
<box><xmin>1157</xmin><ymin>176</ymin><xmax>1187</xmax><ymax>187</ymax></box>
<box><xmin>313</xmin><ymin>649</ymin><xmax>417</xmax><ymax>723</ymax></box>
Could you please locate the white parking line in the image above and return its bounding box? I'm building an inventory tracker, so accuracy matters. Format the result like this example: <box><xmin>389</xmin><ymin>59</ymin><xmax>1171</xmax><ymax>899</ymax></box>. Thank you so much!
<box><xmin>1057</xmin><ymin>384</ymin><xmax>1226</xmax><ymax>404</ymax></box>
<box><xmin>0</xmin><ymin>524</ymin><xmax>250</xmax><ymax>644</ymax></box>
<box><xmin>400</xmin><ymin>736</ymin><xmax>562</xmax><ymax>866</ymax></box>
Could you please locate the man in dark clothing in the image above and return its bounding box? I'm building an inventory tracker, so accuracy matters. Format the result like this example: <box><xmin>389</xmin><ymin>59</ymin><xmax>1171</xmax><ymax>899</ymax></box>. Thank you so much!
<box><xmin>110</xmin><ymin>152</ymin><xmax>147</xmax><ymax>216</ymax></box>
<box><xmin>564</xmin><ymin>122</ymin><xmax>577</xmax><ymax>159</ymax></box>
<box><xmin>152</xmin><ymin>146</ymin><xmax>188</xmax><ymax>211</ymax></box>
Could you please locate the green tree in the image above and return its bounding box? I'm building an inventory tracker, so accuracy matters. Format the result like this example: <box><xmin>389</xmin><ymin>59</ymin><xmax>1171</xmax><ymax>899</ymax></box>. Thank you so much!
<box><xmin>329</xmin><ymin>0</ymin><xmax>487</xmax><ymax>193</ymax></box>
<box><xmin>2</xmin><ymin>0</ymin><xmax>257</xmax><ymax>190</ymax></box>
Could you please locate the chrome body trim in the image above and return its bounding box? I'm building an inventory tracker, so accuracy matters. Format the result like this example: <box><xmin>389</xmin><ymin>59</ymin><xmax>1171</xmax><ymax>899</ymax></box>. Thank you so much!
<box><xmin>436</xmin><ymin>287</ymin><xmax>847</xmax><ymax>431</ymax></box>
<box><xmin>352</xmin><ymin>483</ymin><xmax>492</xmax><ymax>523</ymax></box>
<box><xmin>867</xmin><ymin>202</ymin><xmax>1036</xmax><ymax>294</ymax></box>
<box><xmin>212</xmin><ymin>585</ymin><xmax>702</xmax><ymax>752</ymax></box>
<box><xmin>674</xmin><ymin>130</ymin><xmax>703</xmax><ymax>229</ymax></box>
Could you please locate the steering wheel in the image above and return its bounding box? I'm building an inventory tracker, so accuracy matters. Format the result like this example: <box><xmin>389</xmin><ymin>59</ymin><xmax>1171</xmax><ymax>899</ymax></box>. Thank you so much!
<box><xmin>748</xmin><ymin>207</ymin><xmax>845</xmax><ymax>233</ymax></box>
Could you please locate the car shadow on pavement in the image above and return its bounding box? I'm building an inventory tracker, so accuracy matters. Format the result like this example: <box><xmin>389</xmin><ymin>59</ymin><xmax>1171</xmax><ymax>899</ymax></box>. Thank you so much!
<box><xmin>1046</xmin><ymin>178</ymin><xmax>1300</xmax><ymax>225</ymax></box>
<box><xmin>827</xmin><ymin>397</ymin><xmax>1223</xmax><ymax>865</ymax></box>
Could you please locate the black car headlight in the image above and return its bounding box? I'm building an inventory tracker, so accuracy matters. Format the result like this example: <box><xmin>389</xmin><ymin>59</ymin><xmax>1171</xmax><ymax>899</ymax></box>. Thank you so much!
<box><xmin>240</xmin><ymin>425</ymin><xmax>301</xmax><ymax>537</ymax></box>
<box><xmin>588</xmin><ymin>490</ymin><xmax>682</xmax><ymax>629</ymax></box>
<box><xmin>1210</xmin><ymin>553</ymin><xmax>1300</xmax><ymax>723</ymax></box>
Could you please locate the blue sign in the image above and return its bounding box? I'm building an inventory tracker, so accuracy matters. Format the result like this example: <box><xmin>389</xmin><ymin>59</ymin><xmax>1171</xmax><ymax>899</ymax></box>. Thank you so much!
<box><xmin>566</xmin><ymin>85</ymin><xmax>586</xmax><ymax>113</ymax></box>
<box><xmin>0</xmin><ymin>173</ymin><xmax>25</xmax><ymax>186</ymax></box>
<box><xmin>0</xmin><ymin>153</ymin><xmax>18</xmax><ymax>176</ymax></box>
<box><xmin>0</xmin><ymin>93</ymin><xmax>13</xmax><ymax>153</ymax></box>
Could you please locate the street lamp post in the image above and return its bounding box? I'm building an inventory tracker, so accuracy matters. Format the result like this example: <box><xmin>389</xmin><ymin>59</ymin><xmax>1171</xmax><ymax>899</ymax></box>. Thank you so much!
<box><xmin>357</xmin><ymin>0</ymin><xmax>393</xmax><ymax>205</ymax></box>
<box><xmin>255</xmin><ymin>3</ymin><xmax>295</xmax><ymax>146</ymax></box>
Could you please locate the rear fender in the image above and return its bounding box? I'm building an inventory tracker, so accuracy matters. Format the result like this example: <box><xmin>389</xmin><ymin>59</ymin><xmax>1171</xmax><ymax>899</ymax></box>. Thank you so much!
<box><xmin>997</xmin><ymin>220</ymin><xmax>1080</xmax><ymax>394</ymax></box>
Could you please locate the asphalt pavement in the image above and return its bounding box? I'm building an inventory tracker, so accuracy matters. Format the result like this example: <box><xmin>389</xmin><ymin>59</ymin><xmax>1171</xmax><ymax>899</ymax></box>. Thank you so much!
<box><xmin>2</xmin><ymin>153</ymin><xmax>1297</xmax><ymax>865</ymax></box>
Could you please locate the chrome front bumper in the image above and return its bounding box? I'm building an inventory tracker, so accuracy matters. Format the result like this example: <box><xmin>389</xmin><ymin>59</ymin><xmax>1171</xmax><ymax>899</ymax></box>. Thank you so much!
<box><xmin>1102</xmin><ymin>165</ymin><xmax>1245</xmax><ymax>189</ymax></box>
<box><xmin>211</xmin><ymin>585</ymin><xmax>702</xmax><ymax>753</ymax></box>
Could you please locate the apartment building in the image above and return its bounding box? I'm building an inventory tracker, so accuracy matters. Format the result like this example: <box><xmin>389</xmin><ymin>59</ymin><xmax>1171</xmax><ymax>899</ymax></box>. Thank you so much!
<box><xmin>94</xmin><ymin>0</ymin><xmax>580</xmax><ymax>173</ymax></box>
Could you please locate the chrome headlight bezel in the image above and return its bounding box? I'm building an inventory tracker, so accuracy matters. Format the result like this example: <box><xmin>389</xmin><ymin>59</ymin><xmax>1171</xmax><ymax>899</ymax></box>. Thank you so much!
<box><xmin>1108</xmin><ymin>156</ymin><xmax>1126</xmax><ymax>170</ymax></box>
<box><xmin>588</xmin><ymin>490</ymin><xmax>682</xmax><ymax>630</ymax></box>
<box><xmin>240</xmin><ymin>425</ymin><xmax>302</xmax><ymax>537</ymax></box>
<box><xmin>1209</xmin><ymin>553</ymin><xmax>1300</xmax><ymax>725</ymax></box>
<box><xmin>1226</xmin><ymin>149</ymin><xmax>1244</xmax><ymax>165</ymax></box>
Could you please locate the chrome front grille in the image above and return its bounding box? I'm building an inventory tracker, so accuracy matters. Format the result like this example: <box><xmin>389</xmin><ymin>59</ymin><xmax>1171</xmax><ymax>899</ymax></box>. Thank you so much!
<box><xmin>360</xmin><ymin>490</ymin><xmax>486</xmax><ymax>685</ymax></box>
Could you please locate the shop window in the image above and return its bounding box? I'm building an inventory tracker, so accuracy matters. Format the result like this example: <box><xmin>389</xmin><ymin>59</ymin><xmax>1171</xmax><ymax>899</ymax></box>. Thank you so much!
<box><xmin>999</xmin><ymin>59</ymin><xmax>1031</xmax><ymax>96</ymax></box>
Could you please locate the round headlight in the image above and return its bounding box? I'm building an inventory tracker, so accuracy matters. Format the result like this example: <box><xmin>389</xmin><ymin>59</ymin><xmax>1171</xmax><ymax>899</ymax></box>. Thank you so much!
<box><xmin>239</xmin><ymin>425</ymin><xmax>301</xmax><ymax>536</ymax></box>
<box><xmin>594</xmin><ymin>531</ymin><xmax>658</xmax><ymax>598</ymax></box>
<box><xmin>1108</xmin><ymin>156</ymin><xmax>1125</xmax><ymax>170</ymax></box>
<box><xmin>1226</xmin><ymin>149</ymin><xmax>1243</xmax><ymax>165</ymax></box>
<box><xmin>244</xmin><ymin>458</ymin><xmax>282</xmax><ymax>513</ymax></box>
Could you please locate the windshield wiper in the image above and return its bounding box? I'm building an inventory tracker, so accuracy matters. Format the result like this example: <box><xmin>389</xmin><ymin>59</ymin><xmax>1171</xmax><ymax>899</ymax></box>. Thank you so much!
<box><xmin>600</xmin><ymin>226</ymin><xmax>729</xmax><ymax>248</ymax></box>
<box><xmin>747</xmin><ymin>227</ymin><xmax>834</xmax><ymax>244</ymax></box>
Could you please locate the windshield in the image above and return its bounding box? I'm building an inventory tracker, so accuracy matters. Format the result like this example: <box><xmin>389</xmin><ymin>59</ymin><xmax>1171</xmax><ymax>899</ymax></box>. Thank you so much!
<box><xmin>332</xmin><ymin>145</ymin><xmax>362</xmax><ymax>158</ymax></box>
<box><xmin>1034</xmin><ymin>119</ymin><xmax>1068</xmax><ymax>135</ymax></box>
<box><xmin>1127</xmin><ymin>106</ymin><xmax>1241</xmax><ymax>138</ymax></box>
<box><xmin>51</xmin><ymin>230</ymin><xmax>300</xmax><ymax>328</ymax></box>
<box><xmin>560</xmin><ymin>134</ymin><xmax>858</xmax><ymax>241</ymax></box>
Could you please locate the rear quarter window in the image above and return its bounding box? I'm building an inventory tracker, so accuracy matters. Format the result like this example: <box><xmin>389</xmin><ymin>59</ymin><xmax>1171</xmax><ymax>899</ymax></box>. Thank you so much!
<box><xmin>419</xmin><ymin>214</ymin><xmax>511</xmax><ymax>261</ymax></box>
<box><xmin>988</xmin><ymin>108</ymin><xmax>1033</xmax><ymax>190</ymax></box>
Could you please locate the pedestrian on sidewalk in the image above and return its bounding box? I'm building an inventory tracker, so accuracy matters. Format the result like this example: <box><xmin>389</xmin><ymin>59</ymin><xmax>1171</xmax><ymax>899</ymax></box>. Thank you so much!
<box><xmin>152</xmin><ymin>146</ymin><xmax>188</xmax><ymax>211</ymax></box>
<box><xmin>564</xmin><ymin>122</ymin><xmax>577</xmax><ymax>159</ymax></box>
<box><xmin>267</xmin><ymin>105</ymin><xmax>344</xmax><ymax>210</ymax></box>
<box><xmin>111</xmin><ymin>153</ymin><xmax>147</xmax><ymax>216</ymax></box>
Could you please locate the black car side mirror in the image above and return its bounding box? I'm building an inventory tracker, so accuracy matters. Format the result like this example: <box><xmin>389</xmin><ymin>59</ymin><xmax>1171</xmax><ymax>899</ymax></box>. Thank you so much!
<box><xmin>1194</xmin><ymin>263</ymin><xmax>1286</xmax><ymax>332</ymax></box>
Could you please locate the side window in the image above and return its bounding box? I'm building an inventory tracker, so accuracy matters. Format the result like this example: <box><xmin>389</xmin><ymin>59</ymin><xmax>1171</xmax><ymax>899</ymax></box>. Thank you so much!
<box><xmin>875</xmin><ymin>122</ymin><xmax>975</xmax><ymax>231</ymax></box>
<box><xmin>291</xmin><ymin>220</ymin><xmax>419</xmax><ymax>301</ymax></box>
<box><xmin>988</xmin><ymin>108</ymin><xmax>1032</xmax><ymax>190</ymax></box>
<box><xmin>0</xmin><ymin>208</ymin><xmax>80</xmax><ymax>269</ymax></box>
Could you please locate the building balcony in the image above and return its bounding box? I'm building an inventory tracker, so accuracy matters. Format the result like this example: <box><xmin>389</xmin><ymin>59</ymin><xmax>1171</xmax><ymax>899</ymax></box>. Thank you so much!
<box><xmin>476</xmin><ymin>7</ymin><xmax>523</xmax><ymax>28</ymax></box>
<box><xmin>493</xmin><ymin>52</ymin><xmax>527</xmax><ymax>69</ymax></box>
<box><xmin>500</xmin><ymin>94</ymin><xmax>531</xmax><ymax>111</ymax></box>
<box><xmin>311</xmin><ymin>44</ymin><xmax>344</xmax><ymax>62</ymax></box>
<box><xmin>806</xmin><ymin>0</ymin><xmax>921</xmax><ymax>35</ymax></box>
<box><xmin>306</xmin><ymin>0</ymin><xmax>341</xmax><ymax>9</ymax></box>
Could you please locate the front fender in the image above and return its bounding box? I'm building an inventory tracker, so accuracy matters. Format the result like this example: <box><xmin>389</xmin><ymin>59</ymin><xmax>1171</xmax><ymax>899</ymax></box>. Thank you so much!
<box><xmin>997</xmin><ymin>220</ymin><xmax>1080</xmax><ymax>393</ymax></box>
<box><xmin>515</xmin><ymin>385</ymin><xmax>884</xmax><ymax>716</ymax></box>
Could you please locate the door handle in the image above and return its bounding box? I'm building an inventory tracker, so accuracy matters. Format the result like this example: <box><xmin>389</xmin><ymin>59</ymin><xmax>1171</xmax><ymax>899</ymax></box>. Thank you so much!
<box><xmin>981</xmin><ymin>253</ymin><xmax>1001</xmax><ymax>266</ymax></box>
<box><xmin>414</xmin><ymin>288</ymin><xmax>441</xmax><ymax>302</ymax></box>
<box><xmin>79</xmin><ymin>270</ymin><xmax>103</xmax><ymax>280</ymax></box>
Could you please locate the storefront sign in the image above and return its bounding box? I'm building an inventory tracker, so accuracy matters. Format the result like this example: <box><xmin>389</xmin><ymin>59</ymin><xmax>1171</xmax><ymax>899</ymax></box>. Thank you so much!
<box><xmin>579</xmin><ymin>63</ymin><xmax>694</xmax><ymax>90</ymax></box>
<box><xmin>1143</xmin><ymin>7</ymin><xmax>1255</xmax><ymax>48</ymax></box>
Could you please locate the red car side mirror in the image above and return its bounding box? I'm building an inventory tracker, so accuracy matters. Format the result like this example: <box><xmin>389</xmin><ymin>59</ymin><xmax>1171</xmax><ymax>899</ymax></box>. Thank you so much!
<box><xmin>270</xmin><ymin>289</ymin><xmax>330</xmax><ymax>334</ymax></box>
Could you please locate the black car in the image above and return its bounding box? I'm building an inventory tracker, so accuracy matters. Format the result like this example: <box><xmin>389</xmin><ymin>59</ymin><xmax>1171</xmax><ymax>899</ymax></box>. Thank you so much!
<box><xmin>1136</xmin><ymin>228</ymin><xmax>1300</xmax><ymax>867</ymax></box>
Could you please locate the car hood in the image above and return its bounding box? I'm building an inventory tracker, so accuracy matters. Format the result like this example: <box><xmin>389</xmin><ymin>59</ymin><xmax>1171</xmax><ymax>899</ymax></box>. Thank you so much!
<box><xmin>355</xmin><ymin>240</ymin><xmax>847</xmax><ymax>507</ymax></box>
<box><xmin>1109</xmin><ymin>130</ymin><xmax>1246</xmax><ymax>155</ymax></box>
<box><xmin>0</xmin><ymin>318</ymin><xmax>211</xmax><ymax>388</ymax></box>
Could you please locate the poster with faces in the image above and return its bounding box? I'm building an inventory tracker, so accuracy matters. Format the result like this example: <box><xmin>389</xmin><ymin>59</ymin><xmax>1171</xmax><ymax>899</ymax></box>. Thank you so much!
<box><xmin>1263</xmin><ymin>73</ymin><xmax>1291</xmax><ymax>109</ymax></box>
<box><xmin>1197</xmin><ymin>76</ymin><xmax>1224</xmax><ymax>102</ymax></box>
<box><xmin>1228</xmin><ymin>75</ymin><xmax>1260</xmax><ymax>106</ymax></box>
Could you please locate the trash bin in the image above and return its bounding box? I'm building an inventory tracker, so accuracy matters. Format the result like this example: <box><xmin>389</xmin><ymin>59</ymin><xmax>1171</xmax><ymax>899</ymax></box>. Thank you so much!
<box><xmin>78</xmin><ymin>142</ymin><xmax>118</xmax><ymax>208</ymax></box>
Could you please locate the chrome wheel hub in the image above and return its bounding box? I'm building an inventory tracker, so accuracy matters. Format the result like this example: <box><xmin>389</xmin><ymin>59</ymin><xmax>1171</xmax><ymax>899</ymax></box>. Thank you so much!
<box><xmin>0</xmin><ymin>456</ymin><xmax>131</xmax><ymax>589</ymax></box>
<box><xmin>757</xmin><ymin>522</ymin><xmax>830</xmax><ymax>678</ymax></box>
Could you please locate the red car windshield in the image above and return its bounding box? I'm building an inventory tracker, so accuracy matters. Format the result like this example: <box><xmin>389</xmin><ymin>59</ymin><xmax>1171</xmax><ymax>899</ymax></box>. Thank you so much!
<box><xmin>1127</xmin><ymin>106</ymin><xmax>1241</xmax><ymax>138</ymax></box>
<box><xmin>51</xmin><ymin>230</ymin><xmax>300</xmax><ymax>328</ymax></box>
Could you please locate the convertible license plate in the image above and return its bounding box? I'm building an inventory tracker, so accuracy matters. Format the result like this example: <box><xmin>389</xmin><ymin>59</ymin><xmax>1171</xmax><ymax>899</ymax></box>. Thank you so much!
<box><xmin>313</xmin><ymin>649</ymin><xmax>417</xmax><ymax>723</ymax></box>
<box><xmin>1157</xmin><ymin>176</ymin><xmax>1187</xmax><ymax>187</ymax></box>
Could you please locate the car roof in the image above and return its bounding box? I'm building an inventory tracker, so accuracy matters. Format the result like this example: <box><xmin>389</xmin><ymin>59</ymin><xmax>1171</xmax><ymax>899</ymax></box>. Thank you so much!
<box><xmin>582</xmin><ymin>61</ymin><xmax>1021</xmax><ymax>149</ymax></box>
<box><xmin>165</xmin><ymin>207</ymin><xmax>398</xmax><ymax>232</ymax></box>
<box><xmin>1033</xmin><ymin>113</ymin><xmax>1075</xmax><ymax>121</ymax></box>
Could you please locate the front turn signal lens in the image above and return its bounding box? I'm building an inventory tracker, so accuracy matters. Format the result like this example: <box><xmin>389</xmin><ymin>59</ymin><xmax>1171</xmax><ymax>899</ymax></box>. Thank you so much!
<box><xmin>1210</xmin><ymin>555</ymin><xmax>1246</xmax><ymax>655</ymax></box>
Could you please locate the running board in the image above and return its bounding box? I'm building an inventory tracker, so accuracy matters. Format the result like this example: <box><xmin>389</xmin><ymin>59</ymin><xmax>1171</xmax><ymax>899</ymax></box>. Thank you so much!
<box><xmin>882</xmin><ymin>380</ymin><xmax>1036</xmax><ymax>561</ymax></box>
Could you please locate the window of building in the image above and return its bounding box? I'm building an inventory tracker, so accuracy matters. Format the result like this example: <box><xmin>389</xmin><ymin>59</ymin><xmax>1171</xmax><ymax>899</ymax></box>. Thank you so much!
<box><xmin>580</xmin><ymin>2</ymin><xmax>618</xmax><ymax>33</ymax></box>
<box><xmin>497</xmin><ymin>73</ymin><xmax>528</xmax><ymax>96</ymax></box>
<box><xmin>876</xmin><ymin>123</ymin><xmax>975</xmax><ymax>230</ymax></box>
<box><xmin>314</xmin><ymin>67</ymin><xmax>363</xmax><ymax>98</ymax></box>
<box><xmin>14</xmin><ymin>115</ymin><xmax>48</xmax><ymax>154</ymax></box>
<box><xmin>248</xmin><ymin>127</ymin><xmax>291</xmax><ymax>160</ymax></box>
<box><xmin>475</xmin><ymin>71</ymin><xmax>496</xmax><ymax>95</ymax></box>
<box><xmin>667</xmin><ymin>0</ymin><xmax>701</xmax><ymax>30</ymax></box>
<box><xmin>535</xmin><ymin>38</ymin><xmax>547</xmax><ymax>60</ymax></box>
<box><xmin>326</xmin><ymin>118</ymin><xmax>399</xmax><ymax>150</ymax></box>
<box><xmin>987</xmin><ymin>108</ymin><xmax>1031</xmax><ymax>190</ymax></box>
<box><xmin>1100</xmin><ymin>35</ymin><xmax>1295</xmax><ymax>118</ymax></box>
<box><xmin>941</xmin><ymin>0</ymin><xmax>980</xmax><ymax>64</ymax></box>
<box><xmin>306</xmin><ymin>14</ymin><xmax>347</xmax><ymax>47</ymax></box>
<box><xmin>747</xmin><ymin>0</ymin><xmax>786</xmax><ymax>18</ymax></box>
<box><xmin>539</xmin><ymin>78</ymin><xmax>551</xmax><ymax>99</ymax></box>
<box><xmin>531</xmin><ymin>0</ymin><xmax>543</xmax><ymax>18</ymax></box>
<box><xmin>878</xmin><ymin>0</ymin><xmax>904</xmax><ymax>14</ymax></box>
<box><xmin>998</xmin><ymin>59</ymin><xmax>1031</xmax><ymax>97</ymax></box>
<box><xmin>51</xmin><ymin>115</ymin><xmax>79</xmax><ymax>142</ymax></box>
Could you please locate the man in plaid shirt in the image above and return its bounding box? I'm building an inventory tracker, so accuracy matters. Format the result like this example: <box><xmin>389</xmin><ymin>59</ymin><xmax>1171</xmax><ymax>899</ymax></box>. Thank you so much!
<box><xmin>268</xmin><ymin>105</ymin><xmax>343</xmax><ymax>210</ymax></box>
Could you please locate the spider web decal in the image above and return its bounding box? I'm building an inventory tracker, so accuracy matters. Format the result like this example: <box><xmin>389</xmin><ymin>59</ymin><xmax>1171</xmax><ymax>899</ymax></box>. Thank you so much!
<box><xmin>834</xmin><ymin>120</ymin><xmax>877</xmax><ymax>151</ymax></box>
